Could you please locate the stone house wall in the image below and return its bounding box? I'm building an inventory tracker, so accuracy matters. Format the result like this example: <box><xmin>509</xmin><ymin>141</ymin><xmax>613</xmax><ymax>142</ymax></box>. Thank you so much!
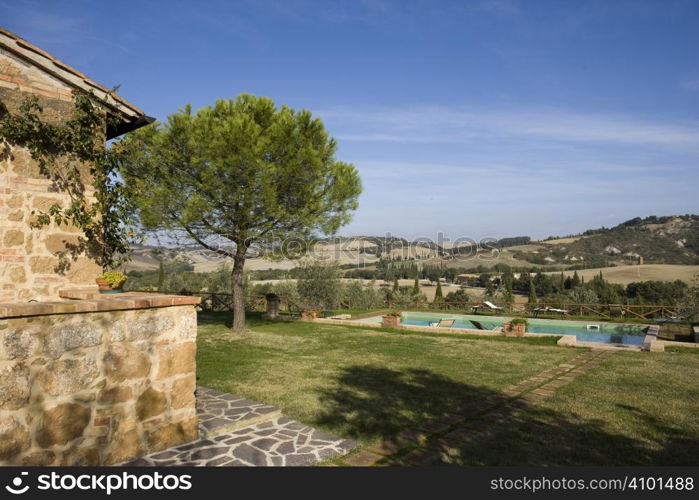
<box><xmin>1</xmin><ymin>46</ymin><xmax>102</xmax><ymax>302</ymax></box>
<box><xmin>0</xmin><ymin>295</ymin><xmax>200</xmax><ymax>466</ymax></box>
<box><xmin>0</xmin><ymin>29</ymin><xmax>199</xmax><ymax>468</ymax></box>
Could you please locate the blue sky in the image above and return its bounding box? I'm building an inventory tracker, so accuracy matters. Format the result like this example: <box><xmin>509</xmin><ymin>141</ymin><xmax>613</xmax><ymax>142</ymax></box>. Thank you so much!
<box><xmin>2</xmin><ymin>0</ymin><xmax>698</xmax><ymax>241</ymax></box>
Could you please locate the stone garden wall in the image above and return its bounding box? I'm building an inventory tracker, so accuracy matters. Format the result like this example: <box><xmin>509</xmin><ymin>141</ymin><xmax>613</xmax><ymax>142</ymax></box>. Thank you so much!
<box><xmin>0</xmin><ymin>293</ymin><xmax>200</xmax><ymax>465</ymax></box>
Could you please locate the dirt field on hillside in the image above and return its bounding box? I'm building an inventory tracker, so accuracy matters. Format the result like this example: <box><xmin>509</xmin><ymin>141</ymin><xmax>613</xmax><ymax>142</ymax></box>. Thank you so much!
<box><xmin>543</xmin><ymin>264</ymin><xmax>699</xmax><ymax>285</ymax></box>
<box><xmin>541</xmin><ymin>237</ymin><xmax>582</xmax><ymax>245</ymax></box>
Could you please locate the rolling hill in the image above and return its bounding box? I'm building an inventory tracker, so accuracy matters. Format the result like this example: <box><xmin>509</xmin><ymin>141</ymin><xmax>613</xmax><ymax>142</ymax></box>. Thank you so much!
<box><xmin>123</xmin><ymin>215</ymin><xmax>699</xmax><ymax>282</ymax></box>
<box><xmin>509</xmin><ymin>215</ymin><xmax>699</xmax><ymax>267</ymax></box>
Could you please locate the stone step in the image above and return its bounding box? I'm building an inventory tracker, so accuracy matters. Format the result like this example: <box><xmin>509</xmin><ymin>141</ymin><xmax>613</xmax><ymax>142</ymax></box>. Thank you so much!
<box><xmin>196</xmin><ymin>386</ymin><xmax>282</xmax><ymax>438</ymax></box>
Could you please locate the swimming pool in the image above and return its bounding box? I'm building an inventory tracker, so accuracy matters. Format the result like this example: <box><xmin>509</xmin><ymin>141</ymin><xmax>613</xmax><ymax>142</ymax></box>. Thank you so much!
<box><xmin>358</xmin><ymin>312</ymin><xmax>649</xmax><ymax>345</ymax></box>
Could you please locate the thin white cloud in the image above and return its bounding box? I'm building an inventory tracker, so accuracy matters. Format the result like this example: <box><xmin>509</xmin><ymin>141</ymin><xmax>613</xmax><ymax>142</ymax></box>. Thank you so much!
<box><xmin>340</xmin><ymin>156</ymin><xmax>699</xmax><ymax>240</ymax></box>
<box><xmin>320</xmin><ymin>106</ymin><xmax>699</xmax><ymax>150</ymax></box>
<box><xmin>356</xmin><ymin>159</ymin><xmax>682</xmax><ymax>179</ymax></box>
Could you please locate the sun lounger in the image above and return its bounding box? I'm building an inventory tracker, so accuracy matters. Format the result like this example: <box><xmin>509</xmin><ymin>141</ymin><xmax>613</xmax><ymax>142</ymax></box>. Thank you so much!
<box><xmin>470</xmin><ymin>320</ymin><xmax>504</xmax><ymax>332</ymax></box>
<box><xmin>483</xmin><ymin>301</ymin><xmax>503</xmax><ymax>311</ymax></box>
<box><xmin>533</xmin><ymin>306</ymin><xmax>569</xmax><ymax>317</ymax></box>
<box><xmin>654</xmin><ymin>318</ymin><xmax>681</xmax><ymax>324</ymax></box>
<box><xmin>472</xmin><ymin>301</ymin><xmax>504</xmax><ymax>312</ymax></box>
<box><xmin>429</xmin><ymin>318</ymin><xmax>456</xmax><ymax>328</ymax></box>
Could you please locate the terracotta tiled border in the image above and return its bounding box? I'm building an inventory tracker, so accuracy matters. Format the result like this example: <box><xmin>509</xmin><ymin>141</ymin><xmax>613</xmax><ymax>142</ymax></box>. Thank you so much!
<box><xmin>0</xmin><ymin>290</ymin><xmax>200</xmax><ymax>319</ymax></box>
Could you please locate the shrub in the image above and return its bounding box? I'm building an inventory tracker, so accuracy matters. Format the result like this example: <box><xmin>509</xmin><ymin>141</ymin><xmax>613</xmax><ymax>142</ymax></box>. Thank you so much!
<box><xmin>341</xmin><ymin>280</ymin><xmax>382</xmax><ymax>310</ymax></box>
<box><xmin>567</xmin><ymin>288</ymin><xmax>599</xmax><ymax>304</ymax></box>
<box><xmin>99</xmin><ymin>271</ymin><xmax>128</xmax><ymax>288</ymax></box>
<box><xmin>445</xmin><ymin>288</ymin><xmax>471</xmax><ymax>305</ymax></box>
<box><xmin>296</xmin><ymin>260</ymin><xmax>342</xmax><ymax>310</ymax></box>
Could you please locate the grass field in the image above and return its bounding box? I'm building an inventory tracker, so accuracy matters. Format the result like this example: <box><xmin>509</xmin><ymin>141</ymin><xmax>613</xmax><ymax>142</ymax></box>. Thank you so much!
<box><xmin>197</xmin><ymin>312</ymin><xmax>574</xmax><ymax>443</ymax></box>
<box><xmin>439</xmin><ymin>347</ymin><xmax>699</xmax><ymax>465</ymax></box>
<box><xmin>196</xmin><ymin>312</ymin><xmax>699</xmax><ymax>465</ymax></box>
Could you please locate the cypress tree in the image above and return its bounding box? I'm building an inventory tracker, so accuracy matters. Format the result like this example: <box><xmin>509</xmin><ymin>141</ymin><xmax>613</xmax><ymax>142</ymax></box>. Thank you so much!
<box><xmin>502</xmin><ymin>288</ymin><xmax>514</xmax><ymax>307</ymax></box>
<box><xmin>528</xmin><ymin>279</ymin><xmax>537</xmax><ymax>304</ymax></box>
<box><xmin>434</xmin><ymin>280</ymin><xmax>444</xmax><ymax>302</ymax></box>
<box><xmin>413</xmin><ymin>275</ymin><xmax>420</xmax><ymax>296</ymax></box>
<box><xmin>157</xmin><ymin>260</ymin><xmax>165</xmax><ymax>291</ymax></box>
<box><xmin>572</xmin><ymin>270</ymin><xmax>581</xmax><ymax>288</ymax></box>
<box><xmin>392</xmin><ymin>278</ymin><xmax>399</xmax><ymax>293</ymax></box>
<box><xmin>564</xmin><ymin>276</ymin><xmax>573</xmax><ymax>289</ymax></box>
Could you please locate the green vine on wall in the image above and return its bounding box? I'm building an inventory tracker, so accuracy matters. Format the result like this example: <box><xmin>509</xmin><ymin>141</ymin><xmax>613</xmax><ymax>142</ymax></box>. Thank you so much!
<box><xmin>0</xmin><ymin>89</ymin><xmax>138</xmax><ymax>268</ymax></box>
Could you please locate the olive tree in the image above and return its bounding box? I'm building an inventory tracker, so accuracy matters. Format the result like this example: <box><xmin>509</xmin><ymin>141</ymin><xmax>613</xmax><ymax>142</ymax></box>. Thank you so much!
<box><xmin>122</xmin><ymin>94</ymin><xmax>361</xmax><ymax>331</ymax></box>
<box><xmin>296</xmin><ymin>260</ymin><xmax>342</xmax><ymax>310</ymax></box>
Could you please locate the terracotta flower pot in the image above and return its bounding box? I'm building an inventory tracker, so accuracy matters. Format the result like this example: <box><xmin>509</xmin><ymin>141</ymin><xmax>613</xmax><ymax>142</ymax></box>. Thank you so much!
<box><xmin>504</xmin><ymin>322</ymin><xmax>526</xmax><ymax>337</ymax></box>
<box><xmin>301</xmin><ymin>310</ymin><xmax>319</xmax><ymax>321</ymax></box>
<box><xmin>382</xmin><ymin>315</ymin><xmax>401</xmax><ymax>328</ymax></box>
<box><xmin>95</xmin><ymin>278</ymin><xmax>124</xmax><ymax>294</ymax></box>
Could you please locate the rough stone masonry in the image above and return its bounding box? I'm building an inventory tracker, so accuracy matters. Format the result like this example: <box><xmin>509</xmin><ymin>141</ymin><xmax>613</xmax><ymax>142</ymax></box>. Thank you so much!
<box><xmin>0</xmin><ymin>297</ymin><xmax>200</xmax><ymax>465</ymax></box>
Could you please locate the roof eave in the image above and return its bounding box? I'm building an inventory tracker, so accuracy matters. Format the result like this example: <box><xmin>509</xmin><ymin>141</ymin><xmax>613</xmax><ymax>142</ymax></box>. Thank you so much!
<box><xmin>106</xmin><ymin>114</ymin><xmax>156</xmax><ymax>140</ymax></box>
<box><xmin>0</xmin><ymin>27</ymin><xmax>147</xmax><ymax>126</ymax></box>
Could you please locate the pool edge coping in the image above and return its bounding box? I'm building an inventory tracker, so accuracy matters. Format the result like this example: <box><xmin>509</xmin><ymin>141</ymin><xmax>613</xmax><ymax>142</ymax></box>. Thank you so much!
<box><xmin>312</xmin><ymin>317</ymin><xmax>650</xmax><ymax>351</ymax></box>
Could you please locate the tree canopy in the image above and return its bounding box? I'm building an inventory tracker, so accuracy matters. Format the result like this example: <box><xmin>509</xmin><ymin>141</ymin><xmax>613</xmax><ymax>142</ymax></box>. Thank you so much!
<box><xmin>122</xmin><ymin>94</ymin><xmax>362</xmax><ymax>330</ymax></box>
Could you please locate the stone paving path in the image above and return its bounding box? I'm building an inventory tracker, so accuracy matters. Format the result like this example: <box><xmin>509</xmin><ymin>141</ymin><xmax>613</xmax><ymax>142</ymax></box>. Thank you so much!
<box><xmin>124</xmin><ymin>416</ymin><xmax>357</xmax><ymax>466</ymax></box>
<box><xmin>340</xmin><ymin>349</ymin><xmax>617</xmax><ymax>466</ymax></box>
<box><xmin>122</xmin><ymin>387</ymin><xmax>357</xmax><ymax>466</ymax></box>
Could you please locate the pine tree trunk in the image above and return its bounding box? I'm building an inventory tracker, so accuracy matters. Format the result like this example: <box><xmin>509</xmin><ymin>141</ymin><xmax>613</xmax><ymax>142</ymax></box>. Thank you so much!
<box><xmin>231</xmin><ymin>248</ymin><xmax>247</xmax><ymax>332</ymax></box>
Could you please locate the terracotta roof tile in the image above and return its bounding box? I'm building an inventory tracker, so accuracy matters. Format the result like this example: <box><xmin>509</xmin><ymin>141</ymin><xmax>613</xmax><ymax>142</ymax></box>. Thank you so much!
<box><xmin>0</xmin><ymin>26</ymin><xmax>145</xmax><ymax>119</ymax></box>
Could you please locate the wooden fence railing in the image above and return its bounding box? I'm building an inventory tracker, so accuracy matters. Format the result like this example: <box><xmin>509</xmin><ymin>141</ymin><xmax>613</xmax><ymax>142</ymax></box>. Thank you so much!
<box><xmin>136</xmin><ymin>290</ymin><xmax>681</xmax><ymax>320</ymax></box>
<box><xmin>385</xmin><ymin>301</ymin><xmax>681</xmax><ymax>319</ymax></box>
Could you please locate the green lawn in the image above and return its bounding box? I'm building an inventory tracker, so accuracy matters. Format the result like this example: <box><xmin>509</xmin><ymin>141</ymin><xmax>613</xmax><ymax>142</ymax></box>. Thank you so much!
<box><xmin>437</xmin><ymin>346</ymin><xmax>699</xmax><ymax>466</ymax></box>
<box><xmin>196</xmin><ymin>312</ymin><xmax>699</xmax><ymax>465</ymax></box>
<box><xmin>196</xmin><ymin>312</ymin><xmax>576</xmax><ymax>442</ymax></box>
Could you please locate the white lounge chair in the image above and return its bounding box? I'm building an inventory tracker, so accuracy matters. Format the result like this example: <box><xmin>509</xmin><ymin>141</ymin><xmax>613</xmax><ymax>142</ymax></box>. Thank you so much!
<box><xmin>533</xmin><ymin>306</ymin><xmax>569</xmax><ymax>317</ymax></box>
<box><xmin>483</xmin><ymin>301</ymin><xmax>504</xmax><ymax>311</ymax></box>
<box><xmin>470</xmin><ymin>320</ymin><xmax>503</xmax><ymax>332</ymax></box>
<box><xmin>429</xmin><ymin>318</ymin><xmax>456</xmax><ymax>328</ymax></box>
<box><xmin>549</xmin><ymin>307</ymin><xmax>569</xmax><ymax>315</ymax></box>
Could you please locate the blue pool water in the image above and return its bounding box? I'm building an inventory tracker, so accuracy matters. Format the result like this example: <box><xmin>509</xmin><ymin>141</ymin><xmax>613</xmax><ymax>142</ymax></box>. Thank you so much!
<box><xmin>359</xmin><ymin>312</ymin><xmax>648</xmax><ymax>345</ymax></box>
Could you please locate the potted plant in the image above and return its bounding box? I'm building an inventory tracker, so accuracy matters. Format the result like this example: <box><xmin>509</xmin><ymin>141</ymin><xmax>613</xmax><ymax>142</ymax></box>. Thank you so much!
<box><xmin>382</xmin><ymin>311</ymin><xmax>402</xmax><ymax>328</ymax></box>
<box><xmin>504</xmin><ymin>317</ymin><xmax>528</xmax><ymax>337</ymax></box>
<box><xmin>96</xmin><ymin>271</ymin><xmax>128</xmax><ymax>294</ymax></box>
